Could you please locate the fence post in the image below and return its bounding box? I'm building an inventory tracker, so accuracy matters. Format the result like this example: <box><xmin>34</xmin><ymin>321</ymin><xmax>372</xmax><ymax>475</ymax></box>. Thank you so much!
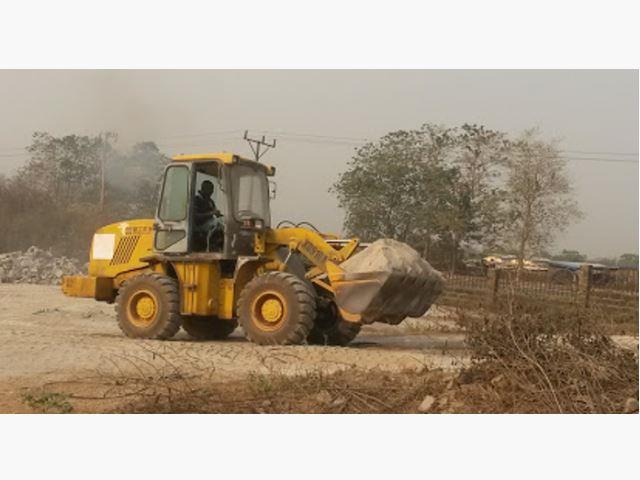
<box><xmin>578</xmin><ymin>264</ymin><xmax>592</xmax><ymax>308</ymax></box>
<box><xmin>487</xmin><ymin>268</ymin><xmax>501</xmax><ymax>306</ymax></box>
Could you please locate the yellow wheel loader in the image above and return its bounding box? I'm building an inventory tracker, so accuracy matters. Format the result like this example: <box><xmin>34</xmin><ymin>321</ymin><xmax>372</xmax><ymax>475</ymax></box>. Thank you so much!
<box><xmin>62</xmin><ymin>152</ymin><xmax>443</xmax><ymax>346</ymax></box>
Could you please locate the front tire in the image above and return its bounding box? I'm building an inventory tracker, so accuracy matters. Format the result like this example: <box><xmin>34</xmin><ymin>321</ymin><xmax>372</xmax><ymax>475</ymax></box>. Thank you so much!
<box><xmin>182</xmin><ymin>316</ymin><xmax>238</xmax><ymax>340</ymax></box>
<box><xmin>307</xmin><ymin>300</ymin><xmax>361</xmax><ymax>346</ymax></box>
<box><xmin>115</xmin><ymin>273</ymin><xmax>182</xmax><ymax>339</ymax></box>
<box><xmin>238</xmin><ymin>272</ymin><xmax>316</xmax><ymax>345</ymax></box>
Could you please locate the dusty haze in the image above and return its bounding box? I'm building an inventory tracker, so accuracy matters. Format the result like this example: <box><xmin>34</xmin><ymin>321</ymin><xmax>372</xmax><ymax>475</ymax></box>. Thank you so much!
<box><xmin>0</xmin><ymin>70</ymin><xmax>637</xmax><ymax>258</ymax></box>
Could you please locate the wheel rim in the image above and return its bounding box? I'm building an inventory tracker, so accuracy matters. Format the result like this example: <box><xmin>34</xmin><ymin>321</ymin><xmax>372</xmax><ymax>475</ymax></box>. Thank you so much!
<box><xmin>251</xmin><ymin>290</ymin><xmax>287</xmax><ymax>331</ymax></box>
<box><xmin>127</xmin><ymin>289</ymin><xmax>158</xmax><ymax>327</ymax></box>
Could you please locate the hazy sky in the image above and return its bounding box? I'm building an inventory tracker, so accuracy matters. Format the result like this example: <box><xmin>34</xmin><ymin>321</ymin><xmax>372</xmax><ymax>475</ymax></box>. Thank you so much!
<box><xmin>0</xmin><ymin>70</ymin><xmax>637</xmax><ymax>257</ymax></box>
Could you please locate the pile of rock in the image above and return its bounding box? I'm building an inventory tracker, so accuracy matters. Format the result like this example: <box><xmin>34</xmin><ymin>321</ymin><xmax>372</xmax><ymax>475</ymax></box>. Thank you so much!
<box><xmin>0</xmin><ymin>246</ymin><xmax>82</xmax><ymax>285</ymax></box>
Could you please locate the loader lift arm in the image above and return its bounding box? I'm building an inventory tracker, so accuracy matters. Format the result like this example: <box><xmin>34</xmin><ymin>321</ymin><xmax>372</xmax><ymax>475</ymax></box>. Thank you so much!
<box><xmin>263</xmin><ymin>227</ymin><xmax>386</xmax><ymax>321</ymax></box>
<box><xmin>264</xmin><ymin>227</ymin><xmax>357</xmax><ymax>282</ymax></box>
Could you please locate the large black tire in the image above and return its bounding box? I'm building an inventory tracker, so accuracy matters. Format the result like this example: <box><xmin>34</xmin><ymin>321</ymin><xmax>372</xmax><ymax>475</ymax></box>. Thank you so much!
<box><xmin>115</xmin><ymin>273</ymin><xmax>182</xmax><ymax>340</ymax></box>
<box><xmin>238</xmin><ymin>271</ymin><xmax>316</xmax><ymax>345</ymax></box>
<box><xmin>307</xmin><ymin>300</ymin><xmax>361</xmax><ymax>346</ymax></box>
<box><xmin>182</xmin><ymin>316</ymin><xmax>238</xmax><ymax>340</ymax></box>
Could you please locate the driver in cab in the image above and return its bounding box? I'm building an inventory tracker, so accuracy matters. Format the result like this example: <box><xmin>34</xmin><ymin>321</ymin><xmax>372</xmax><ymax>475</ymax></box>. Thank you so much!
<box><xmin>194</xmin><ymin>180</ymin><xmax>224</xmax><ymax>249</ymax></box>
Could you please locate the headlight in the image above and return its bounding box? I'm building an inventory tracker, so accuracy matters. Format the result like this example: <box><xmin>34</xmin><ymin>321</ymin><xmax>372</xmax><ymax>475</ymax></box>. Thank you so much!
<box><xmin>254</xmin><ymin>219</ymin><xmax>264</xmax><ymax>230</ymax></box>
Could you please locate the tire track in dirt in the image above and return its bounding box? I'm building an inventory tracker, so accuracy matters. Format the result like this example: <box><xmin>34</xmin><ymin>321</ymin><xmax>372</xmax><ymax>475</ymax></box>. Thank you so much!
<box><xmin>0</xmin><ymin>284</ymin><xmax>469</xmax><ymax>393</ymax></box>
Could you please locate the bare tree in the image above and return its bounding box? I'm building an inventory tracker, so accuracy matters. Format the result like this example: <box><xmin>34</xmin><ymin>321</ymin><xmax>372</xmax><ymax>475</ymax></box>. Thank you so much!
<box><xmin>503</xmin><ymin>129</ymin><xmax>582</xmax><ymax>267</ymax></box>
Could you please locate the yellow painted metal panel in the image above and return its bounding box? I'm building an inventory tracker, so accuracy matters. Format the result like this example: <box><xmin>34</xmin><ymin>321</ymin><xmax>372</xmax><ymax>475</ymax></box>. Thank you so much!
<box><xmin>265</xmin><ymin>227</ymin><xmax>358</xmax><ymax>271</ymax></box>
<box><xmin>88</xmin><ymin>219</ymin><xmax>154</xmax><ymax>279</ymax></box>
<box><xmin>254</xmin><ymin>232</ymin><xmax>266</xmax><ymax>254</ymax></box>
<box><xmin>173</xmin><ymin>262</ymin><xmax>219</xmax><ymax>316</ymax></box>
<box><xmin>172</xmin><ymin>152</ymin><xmax>238</xmax><ymax>163</ymax></box>
<box><xmin>170</xmin><ymin>153</ymin><xmax>275</xmax><ymax>175</ymax></box>
<box><xmin>218</xmin><ymin>278</ymin><xmax>235</xmax><ymax>319</ymax></box>
<box><xmin>61</xmin><ymin>275</ymin><xmax>113</xmax><ymax>301</ymax></box>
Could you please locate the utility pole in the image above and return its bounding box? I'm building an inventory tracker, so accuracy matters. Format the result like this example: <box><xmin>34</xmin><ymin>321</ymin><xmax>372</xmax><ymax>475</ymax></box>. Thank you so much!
<box><xmin>243</xmin><ymin>130</ymin><xmax>276</xmax><ymax>162</ymax></box>
<box><xmin>99</xmin><ymin>132</ymin><xmax>105</xmax><ymax>211</ymax></box>
<box><xmin>99</xmin><ymin>132</ymin><xmax>117</xmax><ymax>211</ymax></box>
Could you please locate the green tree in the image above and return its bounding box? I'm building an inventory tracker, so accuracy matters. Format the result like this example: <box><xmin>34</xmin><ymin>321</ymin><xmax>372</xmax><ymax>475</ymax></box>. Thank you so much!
<box><xmin>618</xmin><ymin>253</ymin><xmax>639</xmax><ymax>267</ymax></box>
<box><xmin>21</xmin><ymin>131</ymin><xmax>112</xmax><ymax>204</ymax></box>
<box><xmin>2</xmin><ymin>132</ymin><xmax>117</xmax><ymax>256</ymax></box>
<box><xmin>332</xmin><ymin>125</ymin><xmax>457</xmax><ymax>254</ymax></box>
<box><xmin>332</xmin><ymin>123</ymin><xmax>513</xmax><ymax>272</ymax></box>
<box><xmin>437</xmin><ymin>124</ymin><xmax>510</xmax><ymax>272</ymax></box>
<box><xmin>552</xmin><ymin>249</ymin><xmax>587</xmax><ymax>262</ymax></box>
<box><xmin>0</xmin><ymin>132</ymin><xmax>169</xmax><ymax>258</ymax></box>
<box><xmin>591</xmin><ymin>257</ymin><xmax>617</xmax><ymax>266</ymax></box>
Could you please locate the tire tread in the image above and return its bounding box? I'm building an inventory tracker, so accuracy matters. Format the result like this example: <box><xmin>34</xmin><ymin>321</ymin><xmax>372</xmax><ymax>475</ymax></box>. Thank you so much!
<box><xmin>115</xmin><ymin>272</ymin><xmax>182</xmax><ymax>340</ymax></box>
<box><xmin>238</xmin><ymin>271</ymin><xmax>315</xmax><ymax>345</ymax></box>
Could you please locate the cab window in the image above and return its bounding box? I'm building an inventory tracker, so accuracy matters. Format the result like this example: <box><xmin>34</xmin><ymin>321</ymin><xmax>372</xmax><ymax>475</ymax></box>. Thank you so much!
<box><xmin>194</xmin><ymin>169</ymin><xmax>226</xmax><ymax>214</ymax></box>
<box><xmin>158</xmin><ymin>165</ymin><xmax>189</xmax><ymax>221</ymax></box>
<box><xmin>230</xmin><ymin>163</ymin><xmax>270</xmax><ymax>226</ymax></box>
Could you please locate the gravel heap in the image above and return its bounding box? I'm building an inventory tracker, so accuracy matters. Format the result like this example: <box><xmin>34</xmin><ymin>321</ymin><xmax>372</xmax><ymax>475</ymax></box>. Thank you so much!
<box><xmin>0</xmin><ymin>246</ymin><xmax>82</xmax><ymax>285</ymax></box>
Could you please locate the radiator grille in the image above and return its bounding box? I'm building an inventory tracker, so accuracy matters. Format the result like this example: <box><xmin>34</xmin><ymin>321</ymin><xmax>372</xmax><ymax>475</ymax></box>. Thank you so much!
<box><xmin>109</xmin><ymin>235</ymin><xmax>140</xmax><ymax>266</ymax></box>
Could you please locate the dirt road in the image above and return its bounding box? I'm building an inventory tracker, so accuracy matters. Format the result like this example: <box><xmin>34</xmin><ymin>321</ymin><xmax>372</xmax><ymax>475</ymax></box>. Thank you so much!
<box><xmin>0</xmin><ymin>284</ymin><xmax>468</xmax><ymax>411</ymax></box>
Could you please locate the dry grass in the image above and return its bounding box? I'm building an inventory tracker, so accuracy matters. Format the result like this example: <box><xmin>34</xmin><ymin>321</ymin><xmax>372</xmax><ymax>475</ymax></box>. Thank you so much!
<box><xmin>114</xmin><ymin>368</ymin><xmax>453</xmax><ymax>414</ymax></box>
<box><xmin>18</xmin><ymin>299</ymin><xmax>637</xmax><ymax>414</ymax></box>
<box><xmin>110</xmin><ymin>297</ymin><xmax>637</xmax><ymax>414</ymax></box>
<box><xmin>452</xmin><ymin>298</ymin><xmax>639</xmax><ymax>413</ymax></box>
<box><xmin>18</xmin><ymin>344</ymin><xmax>453</xmax><ymax>413</ymax></box>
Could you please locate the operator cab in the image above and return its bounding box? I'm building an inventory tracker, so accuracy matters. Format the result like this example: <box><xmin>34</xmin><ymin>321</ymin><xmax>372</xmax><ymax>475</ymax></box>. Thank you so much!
<box><xmin>154</xmin><ymin>153</ymin><xmax>273</xmax><ymax>258</ymax></box>
<box><xmin>192</xmin><ymin>163</ymin><xmax>226</xmax><ymax>252</ymax></box>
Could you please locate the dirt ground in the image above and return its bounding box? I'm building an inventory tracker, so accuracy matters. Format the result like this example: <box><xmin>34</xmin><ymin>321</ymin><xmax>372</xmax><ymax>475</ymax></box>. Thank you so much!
<box><xmin>0</xmin><ymin>284</ymin><xmax>469</xmax><ymax>413</ymax></box>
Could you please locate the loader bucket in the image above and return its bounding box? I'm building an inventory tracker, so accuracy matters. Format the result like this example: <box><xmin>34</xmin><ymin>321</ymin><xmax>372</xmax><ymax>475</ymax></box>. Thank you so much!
<box><xmin>334</xmin><ymin>239</ymin><xmax>444</xmax><ymax>325</ymax></box>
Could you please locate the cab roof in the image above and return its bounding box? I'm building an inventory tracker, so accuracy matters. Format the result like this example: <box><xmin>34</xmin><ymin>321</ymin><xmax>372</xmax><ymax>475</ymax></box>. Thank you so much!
<box><xmin>171</xmin><ymin>152</ymin><xmax>275</xmax><ymax>175</ymax></box>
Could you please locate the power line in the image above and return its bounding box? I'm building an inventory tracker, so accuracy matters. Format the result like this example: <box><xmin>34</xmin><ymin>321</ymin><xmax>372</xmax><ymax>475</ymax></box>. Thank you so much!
<box><xmin>154</xmin><ymin>137</ymin><xmax>239</xmax><ymax>149</ymax></box>
<box><xmin>0</xmin><ymin>130</ymin><xmax>365</xmax><ymax>153</ymax></box>
<box><xmin>150</xmin><ymin>134</ymin><xmax>362</xmax><ymax>150</ymax></box>
<box><xmin>164</xmin><ymin>128</ymin><xmax>640</xmax><ymax>157</ymax></box>
<box><xmin>0</xmin><ymin>128</ymin><xmax>637</xmax><ymax>166</ymax></box>
<box><xmin>256</xmin><ymin>130</ymin><xmax>369</xmax><ymax>142</ymax></box>
<box><xmin>147</xmin><ymin>128</ymin><xmax>243</xmax><ymax>141</ymax></box>
<box><xmin>0</xmin><ymin>129</ymin><xmax>244</xmax><ymax>154</ymax></box>
<box><xmin>562</xmin><ymin>150</ymin><xmax>638</xmax><ymax>157</ymax></box>
<box><xmin>0</xmin><ymin>146</ymin><xmax>29</xmax><ymax>153</ymax></box>
<box><xmin>258</xmin><ymin>136</ymin><xmax>362</xmax><ymax>147</ymax></box>
<box><xmin>561</xmin><ymin>156</ymin><xmax>637</xmax><ymax>164</ymax></box>
<box><xmin>1</xmin><ymin>149</ymin><xmax>637</xmax><ymax>165</ymax></box>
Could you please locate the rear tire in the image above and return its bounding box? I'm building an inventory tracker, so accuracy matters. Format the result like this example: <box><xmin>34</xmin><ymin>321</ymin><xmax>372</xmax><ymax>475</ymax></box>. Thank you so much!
<box><xmin>238</xmin><ymin>271</ymin><xmax>316</xmax><ymax>345</ymax></box>
<box><xmin>307</xmin><ymin>300</ymin><xmax>361</xmax><ymax>346</ymax></box>
<box><xmin>115</xmin><ymin>273</ymin><xmax>182</xmax><ymax>340</ymax></box>
<box><xmin>182</xmin><ymin>316</ymin><xmax>238</xmax><ymax>340</ymax></box>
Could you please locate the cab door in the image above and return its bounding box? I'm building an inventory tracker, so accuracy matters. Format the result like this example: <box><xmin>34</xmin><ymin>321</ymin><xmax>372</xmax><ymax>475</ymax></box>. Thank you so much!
<box><xmin>154</xmin><ymin>163</ymin><xmax>191</xmax><ymax>253</ymax></box>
